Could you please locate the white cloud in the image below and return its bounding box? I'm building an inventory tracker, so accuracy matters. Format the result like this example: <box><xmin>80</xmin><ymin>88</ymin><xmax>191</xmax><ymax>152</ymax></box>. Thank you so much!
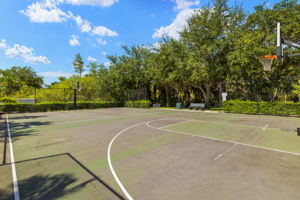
<box><xmin>87</xmin><ymin>56</ymin><xmax>97</xmax><ymax>62</ymax></box>
<box><xmin>172</xmin><ymin>0</ymin><xmax>199</xmax><ymax>11</ymax></box>
<box><xmin>103</xmin><ymin>61</ymin><xmax>111</xmax><ymax>67</ymax></box>
<box><xmin>101</xmin><ymin>51</ymin><xmax>107</xmax><ymax>55</ymax></box>
<box><xmin>4</xmin><ymin>44</ymin><xmax>50</xmax><ymax>64</ymax></box>
<box><xmin>0</xmin><ymin>39</ymin><xmax>7</xmax><ymax>49</ymax></box>
<box><xmin>62</xmin><ymin>0</ymin><xmax>118</xmax><ymax>7</ymax></box>
<box><xmin>20</xmin><ymin>0</ymin><xmax>68</xmax><ymax>23</ymax></box>
<box><xmin>153</xmin><ymin>0</ymin><xmax>199</xmax><ymax>39</ymax></box>
<box><xmin>153</xmin><ymin>8</ymin><xmax>195</xmax><ymax>39</ymax></box>
<box><xmin>72</xmin><ymin>15</ymin><xmax>92</xmax><ymax>32</ymax></box>
<box><xmin>96</xmin><ymin>38</ymin><xmax>107</xmax><ymax>45</ymax></box>
<box><xmin>69</xmin><ymin>13</ymin><xmax>118</xmax><ymax>37</ymax></box>
<box><xmin>82</xmin><ymin>71</ymin><xmax>89</xmax><ymax>76</ymax></box>
<box><xmin>40</xmin><ymin>71</ymin><xmax>72</xmax><ymax>78</ymax></box>
<box><xmin>21</xmin><ymin>1</ymin><xmax>119</xmax><ymax>38</ymax></box>
<box><xmin>152</xmin><ymin>42</ymin><xmax>161</xmax><ymax>49</ymax></box>
<box><xmin>92</xmin><ymin>26</ymin><xmax>118</xmax><ymax>37</ymax></box>
<box><xmin>69</xmin><ymin>35</ymin><xmax>80</xmax><ymax>46</ymax></box>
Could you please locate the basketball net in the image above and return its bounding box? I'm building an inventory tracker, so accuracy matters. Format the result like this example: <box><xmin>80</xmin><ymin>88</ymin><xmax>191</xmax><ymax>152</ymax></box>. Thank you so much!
<box><xmin>259</xmin><ymin>55</ymin><xmax>277</xmax><ymax>72</ymax></box>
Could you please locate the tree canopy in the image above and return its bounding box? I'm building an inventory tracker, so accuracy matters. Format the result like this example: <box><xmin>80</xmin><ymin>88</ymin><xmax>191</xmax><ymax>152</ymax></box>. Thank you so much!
<box><xmin>1</xmin><ymin>0</ymin><xmax>299</xmax><ymax>106</ymax></box>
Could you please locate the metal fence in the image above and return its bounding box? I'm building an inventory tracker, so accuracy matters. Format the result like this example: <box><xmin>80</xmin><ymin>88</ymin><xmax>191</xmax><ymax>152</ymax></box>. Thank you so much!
<box><xmin>7</xmin><ymin>88</ymin><xmax>115</xmax><ymax>103</ymax></box>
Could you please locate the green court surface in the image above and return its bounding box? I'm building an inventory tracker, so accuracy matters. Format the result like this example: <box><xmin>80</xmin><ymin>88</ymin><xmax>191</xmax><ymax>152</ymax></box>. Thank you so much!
<box><xmin>1</xmin><ymin>108</ymin><xmax>300</xmax><ymax>200</ymax></box>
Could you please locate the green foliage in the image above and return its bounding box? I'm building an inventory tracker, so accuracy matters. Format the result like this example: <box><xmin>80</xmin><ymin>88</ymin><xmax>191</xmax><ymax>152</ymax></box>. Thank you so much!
<box><xmin>222</xmin><ymin>100</ymin><xmax>258</xmax><ymax>114</ymax></box>
<box><xmin>73</xmin><ymin>53</ymin><xmax>85</xmax><ymax>77</ymax></box>
<box><xmin>0</xmin><ymin>97</ymin><xmax>17</xmax><ymax>103</ymax></box>
<box><xmin>260</xmin><ymin>101</ymin><xmax>300</xmax><ymax>116</ymax></box>
<box><xmin>0</xmin><ymin>66</ymin><xmax>43</xmax><ymax>96</ymax></box>
<box><xmin>2</xmin><ymin>101</ymin><xmax>121</xmax><ymax>113</ymax></box>
<box><xmin>223</xmin><ymin>100</ymin><xmax>300</xmax><ymax>116</ymax></box>
<box><xmin>2</xmin><ymin>0</ymin><xmax>299</xmax><ymax>108</ymax></box>
<box><xmin>124</xmin><ymin>100</ymin><xmax>151</xmax><ymax>108</ymax></box>
<box><xmin>292</xmin><ymin>80</ymin><xmax>300</xmax><ymax>98</ymax></box>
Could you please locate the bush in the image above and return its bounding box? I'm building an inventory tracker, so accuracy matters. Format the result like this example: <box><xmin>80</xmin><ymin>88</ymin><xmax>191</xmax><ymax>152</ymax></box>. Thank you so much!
<box><xmin>0</xmin><ymin>97</ymin><xmax>17</xmax><ymax>103</ymax></box>
<box><xmin>124</xmin><ymin>100</ymin><xmax>151</xmax><ymax>108</ymax></box>
<box><xmin>222</xmin><ymin>100</ymin><xmax>258</xmax><ymax>114</ymax></box>
<box><xmin>2</xmin><ymin>101</ymin><xmax>121</xmax><ymax>113</ymax></box>
<box><xmin>222</xmin><ymin>100</ymin><xmax>300</xmax><ymax>116</ymax></box>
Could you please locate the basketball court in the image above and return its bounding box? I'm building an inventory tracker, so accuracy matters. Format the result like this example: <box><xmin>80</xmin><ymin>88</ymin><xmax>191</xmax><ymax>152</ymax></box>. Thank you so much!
<box><xmin>1</xmin><ymin>108</ymin><xmax>300</xmax><ymax>200</ymax></box>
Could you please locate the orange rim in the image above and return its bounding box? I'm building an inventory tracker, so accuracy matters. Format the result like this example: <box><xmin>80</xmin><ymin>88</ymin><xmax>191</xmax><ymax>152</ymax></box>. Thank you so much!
<box><xmin>259</xmin><ymin>55</ymin><xmax>278</xmax><ymax>60</ymax></box>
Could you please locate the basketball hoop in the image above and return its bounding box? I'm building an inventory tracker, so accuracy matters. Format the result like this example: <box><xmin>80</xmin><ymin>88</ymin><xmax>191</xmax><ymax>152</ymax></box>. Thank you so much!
<box><xmin>259</xmin><ymin>55</ymin><xmax>277</xmax><ymax>71</ymax></box>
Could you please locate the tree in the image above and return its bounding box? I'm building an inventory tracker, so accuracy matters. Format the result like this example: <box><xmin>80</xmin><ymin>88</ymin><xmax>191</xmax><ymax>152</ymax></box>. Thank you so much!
<box><xmin>72</xmin><ymin>53</ymin><xmax>85</xmax><ymax>77</ymax></box>
<box><xmin>227</xmin><ymin>0</ymin><xmax>300</xmax><ymax>101</ymax></box>
<box><xmin>181</xmin><ymin>0</ymin><xmax>244</xmax><ymax>107</ymax></box>
<box><xmin>0</xmin><ymin>66</ymin><xmax>43</xmax><ymax>96</ymax></box>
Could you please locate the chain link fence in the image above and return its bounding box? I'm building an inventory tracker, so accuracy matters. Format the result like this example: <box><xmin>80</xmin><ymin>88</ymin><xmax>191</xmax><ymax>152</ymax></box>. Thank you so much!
<box><xmin>4</xmin><ymin>88</ymin><xmax>115</xmax><ymax>103</ymax></box>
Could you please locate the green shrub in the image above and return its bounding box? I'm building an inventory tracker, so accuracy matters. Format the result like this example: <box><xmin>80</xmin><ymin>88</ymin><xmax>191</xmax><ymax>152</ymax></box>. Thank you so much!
<box><xmin>2</xmin><ymin>101</ymin><xmax>121</xmax><ymax>113</ymax></box>
<box><xmin>222</xmin><ymin>100</ymin><xmax>300</xmax><ymax>116</ymax></box>
<box><xmin>222</xmin><ymin>100</ymin><xmax>258</xmax><ymax>114</ymax></box>
<box><xmin>0</xmin><ymin>97</ymin><xmax>17</xmax><ymax>103</ymax></box>
<box><xmin>124</xmin><ymin>100</ymin><xmax>151</xmax><ymax>108</ymax></box>
<box><xmin>259</xmin><ymin>102</ymin><xmax>300</xmax><ymax>116</ymax></box>
<box><xmin>3</xmin><ymin>103</ymin><xmax>36</xmax><ymax>113</ymax></box>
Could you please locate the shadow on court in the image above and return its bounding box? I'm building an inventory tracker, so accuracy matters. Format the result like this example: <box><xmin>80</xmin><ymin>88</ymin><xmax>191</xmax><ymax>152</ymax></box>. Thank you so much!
<box><xmin>8</xmin><ymin>120</ymin><xmax>53</xmax><ymax>142</ymax></box>
<box><xmin>1</xmin><ymin>153</ymin><xmax>125</xmax><ymax>200</ymax></box>
<box><xmin>1</xmin><ymin>174</ymin><xmax>78</xmax><ymax>200</ymax></box>
<box><xmin>0</xmin><ymin>188</ymin><xmax>10</xmax><ymax>200</ymax></box>
<box><xmin>1</xmin><ymin>118</ymin><xmax>53</xmax><ymax>165</ymax></box>
<box><xmin>8</xmin><ymin>115</ymin><xmax>48</xmax><ymax>121</ymax></box>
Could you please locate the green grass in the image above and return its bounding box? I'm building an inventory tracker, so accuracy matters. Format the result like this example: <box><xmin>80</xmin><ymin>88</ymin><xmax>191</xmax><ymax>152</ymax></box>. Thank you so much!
<box><xmin>165</xmin><ymin>120</ymin><xmax>300</xmax><ymax>154</ymax></box>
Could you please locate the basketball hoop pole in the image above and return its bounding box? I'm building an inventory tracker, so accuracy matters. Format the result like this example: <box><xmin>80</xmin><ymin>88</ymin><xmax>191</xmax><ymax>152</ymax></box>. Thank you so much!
<box><xmin>73</xmin><ymin>81</ymin><xmax>79</xmax><ymax>110</ymax></box>
<box><xmin>277</xmin><ymin>22</ymin><xmax>283</xmax><ymax>65</ymax></box>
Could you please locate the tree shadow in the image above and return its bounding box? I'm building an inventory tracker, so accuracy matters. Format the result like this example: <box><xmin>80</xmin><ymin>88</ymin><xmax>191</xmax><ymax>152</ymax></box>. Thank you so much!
<box><xmin>1</xmin><ymin>173</ymin><xmax>79</xmax><ymax>200</ymax></box>
<box><xmin>0</xmin><ymin>188</ymin><xmax>11</xmax><ymax>200</ymax></box>
<box><xmin>7</xmin><ymin>121</ymin><xmax>53</xmax><ymax>142</ymax></box>
<box><xmin>1</xmin><ymin>153</ymin><xmax>126</xmax><ymax>200</ymax></box>
<box><xmin>8</xmin><ymin>115</ymin><xmax>48</xmax><ymax>121</ymax></box>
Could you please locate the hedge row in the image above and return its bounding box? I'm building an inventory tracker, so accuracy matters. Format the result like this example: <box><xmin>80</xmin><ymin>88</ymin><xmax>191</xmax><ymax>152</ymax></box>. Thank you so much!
<box><xmin>0</xmin><ymin>97</ymin><xmax>17</xmax><ymax>103</ymax></box>
<box><xmin>124</xmin><ymin>100</ymin><xmax>152</xmax><ymax>108</ymax></box>
<box><xmin>222</xmin><ymin>100</ymin><xmax>300</xmax><ymax>116</ymax></box>
<box><xmin>0</xmin><ymin>101</ymin><xmax>121</xmax><ymax>113</ymax></box>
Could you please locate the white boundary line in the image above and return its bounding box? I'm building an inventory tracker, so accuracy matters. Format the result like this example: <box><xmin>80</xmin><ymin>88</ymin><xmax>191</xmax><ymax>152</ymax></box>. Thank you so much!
<box><xmin>192</xmin><ymin>119</ymin><xmax>284</xmax><ymax>131</ymax></box>
<box><xmin>6</xmin><ymin>114</ymin><xmax>20</xmax><ymax>200</ymax></box>
<box><xmin>158</xmin><ymin>119</ymin><xmax>194</xmax><ymax>129</ymax></box>
<box><xmin>108</xmin><ymin>117</ymin><xmax>300</xmax><ymax>200</ymax></box>
<box><xmin>146</xmin><ymin>118</ymin><xmax>300</xmax><ymax>157</ymax></box>
<box><xmin>107</xmin><ymin>122</ymin><xmax>145</xmax><ymax>200</ymax></box>
<box><xmin>214</xmin><ymin>143</ymin><xmax>238</xmax><ymax>161</ymax></box>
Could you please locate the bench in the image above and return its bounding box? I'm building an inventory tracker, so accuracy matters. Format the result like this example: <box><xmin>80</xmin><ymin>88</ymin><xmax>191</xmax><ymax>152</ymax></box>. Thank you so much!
<box><xmin>189</xmin><ymin>103</ymin><xmax>205</xmax><ymax>110</ymax></box>
<box><xmin>153</xmin><ymin>103</ymin><xmax>161</xmax><ymax>108</ymax></box>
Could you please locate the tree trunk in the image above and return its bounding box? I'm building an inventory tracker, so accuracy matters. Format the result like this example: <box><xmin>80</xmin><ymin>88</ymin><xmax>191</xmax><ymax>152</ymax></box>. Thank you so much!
<box><xmin>187</xmin><ymin>90</ymin><xmax>191</xmax><ymax>106</ymax></box>
<box><xmin>153</xmin><ymin>85</ymin><xmax>157</xmax><ymax>103</ymax></box>
<box><xmin>165</xmin><ymin>86</ymin><xmax>170</xmax><ymax>107</ymax></box>
<box><xmin>199</xmin><ymin>84</ymin><xmax>211</xmax><ymax>108</ymax></box>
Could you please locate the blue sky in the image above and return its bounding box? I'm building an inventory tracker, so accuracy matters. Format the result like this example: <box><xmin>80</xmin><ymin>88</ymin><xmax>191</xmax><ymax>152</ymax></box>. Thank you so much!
<box><xmin>0</xmin><ymin>0</ymin><xmax>287</xmax><ymax>84</ymax></box>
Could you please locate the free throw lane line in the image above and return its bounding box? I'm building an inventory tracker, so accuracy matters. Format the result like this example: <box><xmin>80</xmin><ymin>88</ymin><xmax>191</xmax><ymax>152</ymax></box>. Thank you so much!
<box><xmin>107</xmin><ymin>122</ymin><xmax>145</xmax><ymax>200</ymax></box>
<box><xmin>146</xmin><ymin>118</ymin><xmax>300</xmax><ymax>157</ymax></box>
<box><xmin>6</xmin><ymin>114</ymin><xmax>20</xmax><ymax>200</ymax></box>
